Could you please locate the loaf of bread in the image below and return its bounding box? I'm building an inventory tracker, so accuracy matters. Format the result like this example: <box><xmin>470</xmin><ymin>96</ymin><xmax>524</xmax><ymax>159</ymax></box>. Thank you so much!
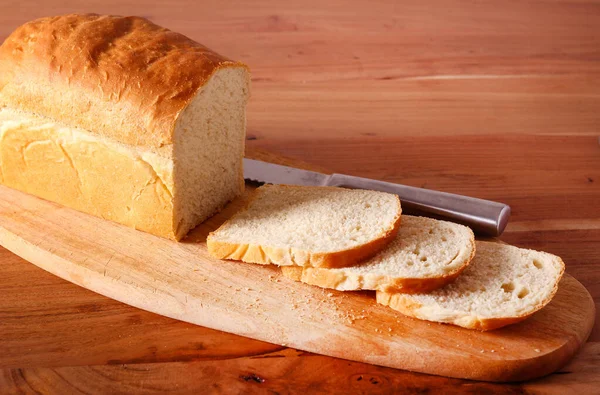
<box><xmin>0</xmin><ymin>14</ymin><xmax>250</xmax><ymax>240</ymax></box>
<box><xmin>281</xmin><ymin>215</ymin><xmax>475</xmax><ymax>293</ymax></box>
<box><xmin>207</xmin><ymin>185</ymin><xmax>402</xmax><ymax>268</ymax></box>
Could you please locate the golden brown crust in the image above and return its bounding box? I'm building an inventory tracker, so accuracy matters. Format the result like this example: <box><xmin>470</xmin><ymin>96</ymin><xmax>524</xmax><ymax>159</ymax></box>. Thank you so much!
<box><xmin>0</xmin><ymin>110</ymin><xmax>176</xmax><ymax>239</ymax></box>
<box><xmin>207</xmin><ymin>188</ymin><xmax>402</xmax><ymax>268</ymax></box>
<box><xmin>282</xmin><ymin>261</ymin><xmax>469</xmax><ymax>293</ymax></box>
<box><xmin>281</xmin><ymin>266</ymin><xmax>303</xmax><ymax>281</ymax></box>
<box><xmin>377</xmin><ymin>292</ymin><xmax>532</xmax><ymax>331</ymax></box>
<box><xmin>0</xmin><ymin>14</ymin><xmax>248</xmax><ymax>148</ymax></box>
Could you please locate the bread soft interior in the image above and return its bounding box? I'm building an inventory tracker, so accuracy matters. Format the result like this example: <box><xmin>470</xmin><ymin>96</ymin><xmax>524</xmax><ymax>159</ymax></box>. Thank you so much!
<box><xmin>210</xmin><ymin>185</ymin><xmax>401</xmax><ymax>252</ymax></box>
<box><xmin>173</xmin><ymin>67</ymin><xmax>249</xmax><ymax>239</ymax></box>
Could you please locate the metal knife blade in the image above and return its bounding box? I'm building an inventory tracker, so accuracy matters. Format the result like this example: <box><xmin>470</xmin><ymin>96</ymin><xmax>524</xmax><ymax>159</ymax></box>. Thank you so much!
<box><xmin>244</xmin><ymin>158</ymin><xmax>331</xmax><ymax>187</ymax></box>
<box><xmin>243</xmin><ymin>158</ymin><xmax>511</xmax><ymax>236</ymax></box>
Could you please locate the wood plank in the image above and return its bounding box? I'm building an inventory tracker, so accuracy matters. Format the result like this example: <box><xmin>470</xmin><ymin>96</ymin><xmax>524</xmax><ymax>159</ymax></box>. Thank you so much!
<box><xmin>248</xmin><ymin>135</ymin><xmax>600</xmax><ymax>221</ymax></box>
<box><xmin>3</xmin><ymin>0</ymin><xmax>599</xmax><ymax>82</ymax></box>
<box><xmin>246</xmin><ymin>79</ymin><xmax>600</xmax><ymax>142</ymax></box>
<box><xmin>1</xmin><ymin>343</ymin><xmax>598</xmax><ymax>394</ymax></box>
<box><xmin>0</xmin><ymin>250</ymin><xmax>282</xmax><ymax>369</ymax></box>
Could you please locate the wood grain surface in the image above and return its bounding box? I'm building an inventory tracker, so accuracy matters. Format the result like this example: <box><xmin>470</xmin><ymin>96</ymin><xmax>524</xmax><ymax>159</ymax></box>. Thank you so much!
<box><xmin>1</xmin><ymin>0</ymin><xmax>599</xmax><ymax>393</ymax></box>
<box><xmin>0</xmin><ymin>177</ymin><xmax>595</xmax><ymax>383</ymax></box>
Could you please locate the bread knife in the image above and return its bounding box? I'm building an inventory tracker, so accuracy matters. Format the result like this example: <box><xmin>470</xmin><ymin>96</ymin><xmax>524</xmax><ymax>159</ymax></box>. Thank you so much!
<box><xmin>243</xmin><ymin>158</ymin><xmax>511</xmax><ymax>236</ymax></box>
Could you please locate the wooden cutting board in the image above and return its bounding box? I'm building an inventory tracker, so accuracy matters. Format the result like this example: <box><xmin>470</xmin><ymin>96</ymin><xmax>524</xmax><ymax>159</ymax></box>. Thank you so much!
<box><xmin>0</xmin><ymin>168</ymin><xmax>594</xmax><ymax>382</ymax></box>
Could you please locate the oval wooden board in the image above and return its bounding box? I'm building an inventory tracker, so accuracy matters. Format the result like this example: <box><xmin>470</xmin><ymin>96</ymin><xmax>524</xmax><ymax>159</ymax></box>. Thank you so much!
<box><xmin>0</xmin><ymin>183</ymin><xmax>594</xmax><ymax>382</ymax></box>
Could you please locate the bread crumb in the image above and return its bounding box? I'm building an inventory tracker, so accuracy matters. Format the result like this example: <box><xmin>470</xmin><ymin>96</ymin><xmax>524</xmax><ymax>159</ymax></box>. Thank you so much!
<box><xmin>534</xmin><ymin>349</ymin><xmax>540</xmax><ymax>353</ymax></box>
<box><xmin>327</xmin><ymin>293</ymin><xmax>334</xmax><ymax>297</ymax></box>
<box><xmin>480</xmin><ymin>350</ymin><xmax>485</xmax><ymax>353</ymax></box>
<box><xmin>491</xmin><ymin>350</ymin><xmax>495</xmax><ymax>353</ymax></box>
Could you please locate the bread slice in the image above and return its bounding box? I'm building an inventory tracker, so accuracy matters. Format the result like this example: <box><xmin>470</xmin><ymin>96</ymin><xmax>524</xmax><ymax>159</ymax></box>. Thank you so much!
<box><xmin>377</xmin><ymin>241</ymin><xmax>565</xmax><ymax>331</ymax></box>
<box><xmin>207</xmin><ymin>185</ymin><xmax>402</xmax><ymax>268</ymax></box>
<box><xmin>281</xmin><ymin>216</ymin><xmax>475</xmax><ymax>293</ymax></box>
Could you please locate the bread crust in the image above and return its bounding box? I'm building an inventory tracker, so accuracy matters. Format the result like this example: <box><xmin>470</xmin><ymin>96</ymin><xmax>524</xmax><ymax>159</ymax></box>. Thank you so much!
<box><xmin>376</xmin><ymin>253</ymin><xmax>566</xmax><ymax>331</ymax></box>
<box><xmin>0</xmin><ymin>14</ymin><xmax>249</xmax><ymax>148</ymax></box>
<box><xmin>281</xmin><ymin>230</ymin><xmax>475</xmax><ymax>293</ymax></box>
<box><xmin>207</xmin><ymin>186</ymin><xmax>402</xmax><ymax>269</ymax></box>
<box><xmin>0</xmin><ymin>109</ymin><xmax>177</xmax><ymax>239</ymax></box>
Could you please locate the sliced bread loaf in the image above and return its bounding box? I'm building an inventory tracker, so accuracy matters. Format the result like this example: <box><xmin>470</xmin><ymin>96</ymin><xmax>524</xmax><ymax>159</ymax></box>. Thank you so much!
<box><xmin>377</xmin><ymin>241</ymin><xmax>565</xmax><ymax>331</ymax></box>
<box><xmin>0</xmin><ymin>15</ymin><xmax>250</xmax><ymax>240</ymax></box>
<box><xmin>207</xmin><ymin>185</ymin><xmax>402</xmax><ymax>268</ymax></box>
<box><xmin>281</xmin><ymin>216</ymin><xmax>475</xmax><ymax>292</ymax></box>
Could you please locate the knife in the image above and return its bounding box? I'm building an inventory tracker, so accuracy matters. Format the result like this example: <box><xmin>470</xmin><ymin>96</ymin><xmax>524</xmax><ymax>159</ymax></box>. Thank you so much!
<box><xmin>243</xmin><ymin>158</ymin><xmax>511</xmax><ymax>236</ymax></box>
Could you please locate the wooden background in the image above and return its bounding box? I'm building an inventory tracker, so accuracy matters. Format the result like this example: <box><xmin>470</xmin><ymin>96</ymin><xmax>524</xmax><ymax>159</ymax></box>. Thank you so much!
<box><xmin>1</xmin><ymin>0</ymin><xmax>599</xmax><ymax>393</ymax></box>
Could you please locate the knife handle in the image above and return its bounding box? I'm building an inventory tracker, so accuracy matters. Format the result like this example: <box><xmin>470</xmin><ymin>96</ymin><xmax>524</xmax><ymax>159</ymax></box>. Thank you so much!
<box><xmin>326</xmin><ymin>174</ymin><xmax>510</xmax><ymax>236</ymax></box>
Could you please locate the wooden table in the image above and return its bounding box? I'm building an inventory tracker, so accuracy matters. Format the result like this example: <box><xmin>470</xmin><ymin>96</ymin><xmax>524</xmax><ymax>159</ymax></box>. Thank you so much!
<box><xmin>1</xmin><ymin>0</ymin><xmax>599</xmax><ymax>393</ymax></box>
